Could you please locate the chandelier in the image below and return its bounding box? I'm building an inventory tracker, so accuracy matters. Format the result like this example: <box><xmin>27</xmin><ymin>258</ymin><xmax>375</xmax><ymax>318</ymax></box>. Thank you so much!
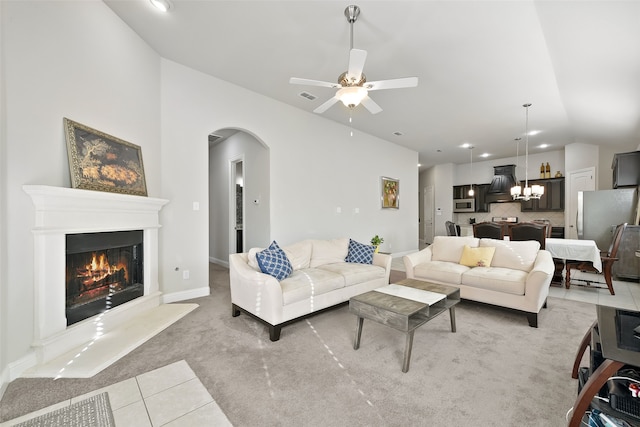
<box><xmin>511</xmin><ymin>103</ymin><xmax>544</xmax><ymax>201</ymax></box>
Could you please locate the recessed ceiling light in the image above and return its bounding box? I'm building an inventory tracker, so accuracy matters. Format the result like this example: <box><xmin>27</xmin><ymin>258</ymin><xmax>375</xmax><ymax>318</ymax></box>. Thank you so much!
<box><xmin>480</xmin><ymin>153</ymin><xmax>490</xmax><ymax>158</ymax></box>
<box><xmin>417</xmin><ymin>163</ymin><xmax>422</xmax><ymax>167</ymax></box>
<box><xmin>150</xmin><ymin>0</ymin><xmax>172</xmax><ymax>12</ymax></box>
<box><xmin>539</xmin><ymin>143</ymin><xmax>549</xmax><ymax>149</ymax></box>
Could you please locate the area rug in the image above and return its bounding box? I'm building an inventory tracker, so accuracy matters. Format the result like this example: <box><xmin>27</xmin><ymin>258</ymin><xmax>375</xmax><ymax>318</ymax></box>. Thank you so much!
<box><xmin>14</xmin><ymin>392</ymin><xmax>114</xmax><ymax>427</ymax></box>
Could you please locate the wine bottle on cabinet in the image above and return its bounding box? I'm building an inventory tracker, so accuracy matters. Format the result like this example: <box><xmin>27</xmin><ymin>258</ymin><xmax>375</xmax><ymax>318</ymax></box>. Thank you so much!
<box><xmin>540</xmin><ymin>163</ymin><xmax>545</xmax><ymax>178</ymax></box>
<box><xmin>545</xmin><ymin>162</ymin><xmax>551</xmax><ymax>178</ymax></box>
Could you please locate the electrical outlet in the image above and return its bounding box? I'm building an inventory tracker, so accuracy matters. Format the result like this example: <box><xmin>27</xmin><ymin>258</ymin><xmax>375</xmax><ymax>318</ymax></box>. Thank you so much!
<box><xmin>182</xmin><ymin>270</ymin><xmax>190</xmax><ymax>280</ymax></box>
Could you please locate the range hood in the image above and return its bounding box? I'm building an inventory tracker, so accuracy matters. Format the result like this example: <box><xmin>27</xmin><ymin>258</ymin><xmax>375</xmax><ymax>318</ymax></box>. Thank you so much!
<box><xmin>486</xmin><ymin>164</ymin><xmax>518</xmax><ymax>203</ymax></box>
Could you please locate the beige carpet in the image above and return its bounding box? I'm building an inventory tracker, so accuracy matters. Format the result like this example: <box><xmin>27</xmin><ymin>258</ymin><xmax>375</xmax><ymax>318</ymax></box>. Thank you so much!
<box><xmin>2</xmin><ymin>264</ymin><xmax>597</xmax><ymax>426</ymax></box>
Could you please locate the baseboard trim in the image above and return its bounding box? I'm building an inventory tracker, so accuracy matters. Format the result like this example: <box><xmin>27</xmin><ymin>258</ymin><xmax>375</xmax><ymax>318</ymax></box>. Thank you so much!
<box><xmin>209</xmin><ymin>256</ymin><xmax>229</xmax><ymax>267</ymax></box>
<box><xmin>162</xmin><ymin>286</ymin><xmax>210</xmax><ymax>304</ymax></box>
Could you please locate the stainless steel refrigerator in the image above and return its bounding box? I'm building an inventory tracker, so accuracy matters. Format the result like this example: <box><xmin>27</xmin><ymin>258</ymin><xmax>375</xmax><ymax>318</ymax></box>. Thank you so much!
<box><xmin>577</xmin><ymin>187</ymin><xmax>639</xmax><ymax>279</ymax></box>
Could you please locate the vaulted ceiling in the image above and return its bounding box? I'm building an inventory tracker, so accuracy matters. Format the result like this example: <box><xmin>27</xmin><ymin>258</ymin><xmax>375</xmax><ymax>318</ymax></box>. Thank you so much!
<box><xmin>104</xmin><ymin>0</ymin><xmax>640</xmax><ymax>170</ymax></box>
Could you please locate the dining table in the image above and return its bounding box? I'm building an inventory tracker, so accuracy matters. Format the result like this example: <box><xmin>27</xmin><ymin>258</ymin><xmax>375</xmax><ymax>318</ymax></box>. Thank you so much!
<box><xmin>545</xmin><ymin>238</ymin><xmax>602</xmax><ymax>272</ymax></box>
<box><xmin>544</xmin><ymin>238</ymin><xmax>602</xmax><ymax>288</ymax></box>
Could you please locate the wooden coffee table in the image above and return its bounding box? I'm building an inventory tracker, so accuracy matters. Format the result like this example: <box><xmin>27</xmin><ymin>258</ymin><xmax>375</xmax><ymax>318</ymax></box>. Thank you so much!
<box><xmin>349</xmin><ymin>278</ymin><xmax>460</xmax><ymax>372</ymax></box>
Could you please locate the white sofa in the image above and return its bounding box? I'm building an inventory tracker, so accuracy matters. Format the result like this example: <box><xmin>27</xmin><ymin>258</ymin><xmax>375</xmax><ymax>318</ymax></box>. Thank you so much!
<box><xmin>403</xmin><ymin>236</ymin><xmax>554</xmax><ymax>327</ymax></box>
<box><xmin>229</xmin><ymin>238</ymin><xmax>392</xmax><ymax>341</ymax></box>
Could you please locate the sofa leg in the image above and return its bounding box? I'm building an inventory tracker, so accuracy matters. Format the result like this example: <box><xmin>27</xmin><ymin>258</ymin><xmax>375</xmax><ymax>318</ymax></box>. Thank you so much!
<box><xmin>269</xmin><ymin>325</ymin><xmax>282</xmax><ymax>342</ymax></box>
<box><xmin>526</xmin><ymin>312</ymin><xmax>538</xmax><ymax>328</ymax></box>
<box><xmin>543</xmin><ymin>299</ymin><xmax>548</xmax><ymax>309</ymax></box>
<box><xmin>232</xmin><ymin>304</ymin><xmax>241</xmax><ymax>317</ymax></box>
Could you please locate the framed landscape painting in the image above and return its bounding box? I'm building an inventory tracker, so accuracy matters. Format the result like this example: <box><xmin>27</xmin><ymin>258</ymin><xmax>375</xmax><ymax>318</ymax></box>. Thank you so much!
<box><xmin>64</xmin><ymin>118</ymin><xmax>148</xmax><ymax>196</ymax></box>
<box><xmin>381</xmin><ymin>176</ymin><xmax>399</xmax><ymax>209</ymax></box>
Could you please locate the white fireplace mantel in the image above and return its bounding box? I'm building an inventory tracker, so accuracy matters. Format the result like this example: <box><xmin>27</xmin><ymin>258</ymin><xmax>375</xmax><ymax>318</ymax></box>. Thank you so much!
<box><xmin>23</xmin><ymin>185</ymin><xmax>170</xmax><ymax>365</ymax></box>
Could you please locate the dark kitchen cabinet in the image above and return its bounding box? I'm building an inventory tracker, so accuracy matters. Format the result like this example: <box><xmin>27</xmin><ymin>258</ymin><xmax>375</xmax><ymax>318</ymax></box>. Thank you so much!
<box><xmin>474</xmin><ymin>184</ymin><xmax>491</xmax><ymax>213</ymax></box>
<box><xmin>612</xmin><ymin>151</ymin><xmax>640</xmax><ymax>188</ymax></box>
<box><xmin>453</xmin><ymin>184</ymin><xmax>490</xmax><ymax>212</ymax></box>
<box><xmin>520</xmin><ymin>178</ymin><xmax>564</xmax><ymax>212</ymax></box>
<box><xmin>453</xmin><ymin>185</ymin><xmax>472</xmax><ymax>199</ymax></box>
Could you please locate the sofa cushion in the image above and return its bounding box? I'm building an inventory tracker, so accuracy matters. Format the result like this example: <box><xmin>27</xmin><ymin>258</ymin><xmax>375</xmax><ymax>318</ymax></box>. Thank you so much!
<box><xmin>280</xmin><ymin>268</ymin><xmax>345</xmax><ymax>305</ymax></box>
<box><xmin>459</xmin><ymin>245</ymin><xmax>496</xmax><ymax>268</ymax></box>
<box><xmin>247</xmin><ymin>246</ymin><xmax>265</xmax><ymax>271</ymax></box>
<box><xmin>462</xmin><ymin>266</ymin><xmax>528</xmax><ymax>295</ymax></box>
<box><xmin>283</xmin><ymin>240</ymin><xmax>313</xmax><ymax>270</ymax></box>
<box><xmin>345</xmin><ymin>239</ymin><xmax>375</xmax><ymax>264</ymax></box>
<box><xmin>480</xmin><ymin>239</ymin><xmax>540</xmax><ymax>272</ymax></box>
<box><xmin>309</xmin><ymin>238</ymin><xmax>349</xmax><ymax>267</ymax></box>
<box><xmin>413</xmin><ymin>260</ymin><xmax>470</xmax><ymax>285</ymax></box>
<box><xmin>431</xmin><ymin>236</ymin><xmax>480</xmax><ymax>263</ymax></box>
<box><xmin>318</xmin><ymin>262</ymin><xmax>385</xmax><ymax>286</ymax></box>
<box><xmin>256</xmin><ymin>241</ymin><xmax>293</xmax><ymax>280</ymax></box>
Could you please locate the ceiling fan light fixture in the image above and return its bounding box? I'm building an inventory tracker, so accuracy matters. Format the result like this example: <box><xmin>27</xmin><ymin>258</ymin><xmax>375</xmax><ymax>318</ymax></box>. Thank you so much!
<box><xmin>337</xmin><ymin>86</ymin><xmax>368</xmax><ymax>108</ymax></box>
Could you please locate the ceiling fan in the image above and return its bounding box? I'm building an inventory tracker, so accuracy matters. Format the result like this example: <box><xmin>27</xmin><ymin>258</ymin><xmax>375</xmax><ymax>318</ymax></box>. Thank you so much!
<box><xmin>289</xmin><ymin>5</ymin><xmax>418</xmax><ymax>115</ymax></box>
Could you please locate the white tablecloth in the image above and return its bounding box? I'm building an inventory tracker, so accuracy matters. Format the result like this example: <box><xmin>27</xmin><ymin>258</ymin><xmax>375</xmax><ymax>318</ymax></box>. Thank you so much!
<box><xmin>545</xmin><ymin>238</ymin><xmax>602</xmax><ymax>272</ymax></box>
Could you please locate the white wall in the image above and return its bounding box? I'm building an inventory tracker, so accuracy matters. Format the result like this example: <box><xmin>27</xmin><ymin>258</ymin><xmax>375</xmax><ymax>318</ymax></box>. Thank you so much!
<box><xmin>160</xmin><ymin>59</ymin><xmax>420</xmax><ymax>284</ymax></box>
<box><xmin>0</xmin><ymin>0</ymin><xmax>7</xmax><ymax>397</ymax></box>
<box><xmin>1</xmin><ymin>0</ymin><xmax>161</xmax><ymax>384</ymax></box>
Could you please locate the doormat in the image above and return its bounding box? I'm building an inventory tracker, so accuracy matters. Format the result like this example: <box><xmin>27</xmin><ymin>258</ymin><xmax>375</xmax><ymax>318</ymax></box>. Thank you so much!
<box><xmin>14</xmin><ymin>392</ymin><xmax>114</xmax><ymax>427</ymax></box>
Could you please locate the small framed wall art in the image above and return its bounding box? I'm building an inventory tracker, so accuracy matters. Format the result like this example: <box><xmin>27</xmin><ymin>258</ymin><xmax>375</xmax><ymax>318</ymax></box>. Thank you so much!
<box><xmin>64</xmin><ymin>118</ymin><xmax>148</xmax><ymax>196</ymax></box>
<box><xmin>381</xmin><ymin>176</ymin><xmax>399</xmax><ymax>209</ymax></box>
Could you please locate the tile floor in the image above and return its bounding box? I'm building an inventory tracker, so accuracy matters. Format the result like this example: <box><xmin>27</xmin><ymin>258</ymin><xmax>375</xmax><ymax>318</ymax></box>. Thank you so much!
<box><xmin>1</xmin><ymin>360</ymin><xmax>232</xmax><ymax>427</ymax></box>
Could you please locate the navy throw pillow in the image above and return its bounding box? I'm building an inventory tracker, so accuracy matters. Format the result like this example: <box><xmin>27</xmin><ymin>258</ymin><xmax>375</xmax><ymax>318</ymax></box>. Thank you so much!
<box><xmin>256</xmin><ymin>241</ymin><xmax>293</xmax><ymax>280</ymax></box>
<box><xmin>345</xmin><ymin>239</ymin><xmax>375</xmax><ymax>264</ymax></box>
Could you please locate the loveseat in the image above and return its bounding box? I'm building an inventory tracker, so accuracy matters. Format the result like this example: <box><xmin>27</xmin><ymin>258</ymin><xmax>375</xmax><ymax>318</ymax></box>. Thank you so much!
<box><xmin>403</xmin><ymin>236</ymin><xmax>554</xmax><ymax>327</ymax></box>
<box><xmin>229</xmin><ymin>238</ymin><xmax>392</xmax><ymax>341</ymax></box>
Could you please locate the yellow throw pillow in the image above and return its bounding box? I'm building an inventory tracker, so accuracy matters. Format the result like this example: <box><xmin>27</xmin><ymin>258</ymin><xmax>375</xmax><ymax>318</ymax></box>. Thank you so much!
<box><xmin>459</xmin><ymin>245</ymin><xmax>496</xmax><ymax>268</ymax></box>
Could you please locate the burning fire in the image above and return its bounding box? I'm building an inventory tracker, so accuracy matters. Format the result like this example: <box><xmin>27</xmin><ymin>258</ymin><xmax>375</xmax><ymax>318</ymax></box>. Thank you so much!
<box><xmin>77</xmin><ymin>252</ymin><xmax>128</xmax><ymax>288</ymax></box>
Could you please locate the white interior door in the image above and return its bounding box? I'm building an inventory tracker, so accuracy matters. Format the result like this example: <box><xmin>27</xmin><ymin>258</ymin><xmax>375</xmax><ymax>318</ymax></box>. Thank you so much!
<box><xmin>567</xmin><ymin>167</ymin><xmax>596</xmax><ymax>239</ymax></box>
<box><xmin>424</xmin><ymin>185</ymin><xmax>434</xmax><ymax>245</ymax></box>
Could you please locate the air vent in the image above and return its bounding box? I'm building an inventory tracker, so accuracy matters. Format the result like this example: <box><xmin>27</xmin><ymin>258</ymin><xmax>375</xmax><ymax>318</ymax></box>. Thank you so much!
<box><xmin>393</xmin><ymin>131</ymin><xmax>404</xmax><ymax>136</ymax></box>
<box><xmin>299</xmin><ymin>91</ymin><xmax>317</xmax><ymax>101</ymax></box>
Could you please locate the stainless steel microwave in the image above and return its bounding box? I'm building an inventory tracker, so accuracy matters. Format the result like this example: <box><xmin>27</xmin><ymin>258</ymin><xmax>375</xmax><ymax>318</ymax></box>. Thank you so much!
<box><xmin>453</xmin><ymin>198</ymin><xmax>475</xmax><ymax>213</ymax></box>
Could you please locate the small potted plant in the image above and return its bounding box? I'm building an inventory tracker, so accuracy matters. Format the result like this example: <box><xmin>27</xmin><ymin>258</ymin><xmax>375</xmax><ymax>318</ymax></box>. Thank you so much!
<box><xmin>370</xmin><ymin>235</ymin><xmax>384</xmax><ymax>253</ymax></box>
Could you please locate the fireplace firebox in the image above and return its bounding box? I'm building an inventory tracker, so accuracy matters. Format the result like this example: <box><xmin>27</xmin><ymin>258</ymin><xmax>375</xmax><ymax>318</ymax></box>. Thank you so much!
<box><xmin>66</xmin><ymin>230</ymin><xmax>144</xmax><ymax>326</ymax></box>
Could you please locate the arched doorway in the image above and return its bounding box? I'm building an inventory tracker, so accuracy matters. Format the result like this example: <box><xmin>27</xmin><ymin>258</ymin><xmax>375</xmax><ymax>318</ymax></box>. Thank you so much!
<box><xmin>208</xmin><ymin>129</ymin><xmax>270</xmax><ymax>265</ymax></box>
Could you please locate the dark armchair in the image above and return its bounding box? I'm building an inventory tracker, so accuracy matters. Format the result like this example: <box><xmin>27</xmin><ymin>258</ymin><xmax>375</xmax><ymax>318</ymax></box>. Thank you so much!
<box><xmin>565</xmin><ymin>223</ymin><xmax>627</xmax><ymax>295</ymax></box>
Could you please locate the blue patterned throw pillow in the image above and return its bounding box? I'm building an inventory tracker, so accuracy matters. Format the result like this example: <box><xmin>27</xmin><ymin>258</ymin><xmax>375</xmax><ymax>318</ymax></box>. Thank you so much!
<box><xmin>345</xmin><ymin>239</ymin><xmax>375</xmax><ymax>264</ymax></box>
<box><xmin>256</xmin><ymin>241</ymin><xmax>293</xmax><ymax>280</ymax></box>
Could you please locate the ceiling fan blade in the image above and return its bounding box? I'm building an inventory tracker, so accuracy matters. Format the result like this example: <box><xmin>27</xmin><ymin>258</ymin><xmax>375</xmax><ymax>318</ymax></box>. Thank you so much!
<box><xmin>365</xmin><ymin>77</ymin><xmax>419</xmax><ymax>91</ymax></box>
<box><xmin>361</xmin><ymin>96</ymin><xmax>382</xmax><ymax>115</ymax></box>
<box><xmin>290</xmin><ymin>77</ymin><xmax>341</xmax><ymax>89</ymax></box>
<box><xmin>313</xmin><ymin>96</ymin><xmax>340</xmax><ymax>114</ymax></box>
<box><xmin>347</xmin><ymin>49</ymin><xmax>367</xmax><ymax>82</ymax></box>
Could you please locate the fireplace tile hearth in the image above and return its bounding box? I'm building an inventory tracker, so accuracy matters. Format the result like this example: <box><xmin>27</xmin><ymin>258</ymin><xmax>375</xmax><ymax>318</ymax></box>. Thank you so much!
<box><xmin>21</xmin><ymin>303</ymin><xmax>198</xmax><ymax>378</ymax></box>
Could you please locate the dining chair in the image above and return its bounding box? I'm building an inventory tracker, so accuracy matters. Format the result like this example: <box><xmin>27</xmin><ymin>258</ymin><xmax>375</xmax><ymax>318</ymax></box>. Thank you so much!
<box><xmin>565</xmin><ymin>222</ymin><xmax>627</xmax><ymax>295</ymax></box>
<box><xmin>532</xmin><ymin>219</ymin><xmax>553</xmax><ymax>237</ymax></box>
<box><xmin>445</xmin><ymin>221</ymin><xmax>460</xmax><ymax>236</ymax></box>
<box><xmin>472</xmin><ymin>222</ymin><xmax>505</xmax><ymax>240</ymax></box>
<box><xmin>508</xmin><ymin>222</ymin><xmax>547</xmax><ymax>249</ymax></box>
